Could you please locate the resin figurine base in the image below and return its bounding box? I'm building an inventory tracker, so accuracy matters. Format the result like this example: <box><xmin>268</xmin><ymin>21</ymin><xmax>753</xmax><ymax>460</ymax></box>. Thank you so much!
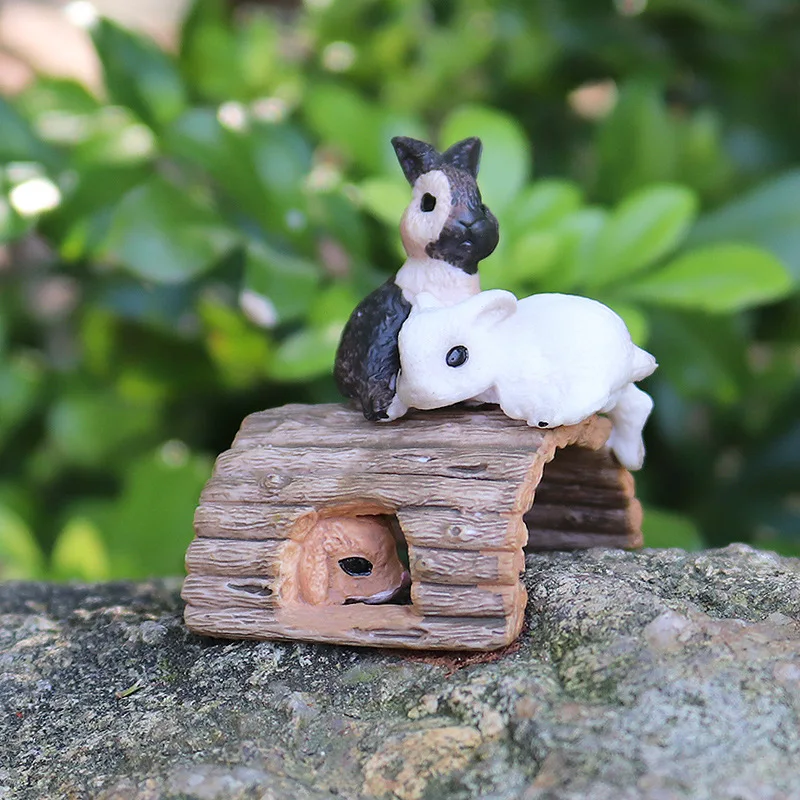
<box><xmin>183</xmin><ymin>403</ymin><xmax>643</xmax><ymax>651</ymax></box>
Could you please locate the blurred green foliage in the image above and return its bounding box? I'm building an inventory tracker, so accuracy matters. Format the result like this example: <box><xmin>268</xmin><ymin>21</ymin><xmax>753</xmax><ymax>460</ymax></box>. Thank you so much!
<box><xmin>1</xmin><ymin>0</ymin><xmax>799</xmax><ymax>579</ymax></box>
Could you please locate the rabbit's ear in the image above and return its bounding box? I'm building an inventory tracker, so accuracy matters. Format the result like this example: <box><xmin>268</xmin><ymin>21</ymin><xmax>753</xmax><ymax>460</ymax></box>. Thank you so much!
<box><xmin>442</xmin><ymin>137</ymin><xmax>482</xmax><ymax>178</ymax></box>
<box><xmin>392</xmin><ymin>136</ymin><xmax>440</xmax><ymax>185</ymax></box>
<box><xmin>468</xmin><ymin>289</ymin><xmax>518</xmax><ymax>329</ymax></box>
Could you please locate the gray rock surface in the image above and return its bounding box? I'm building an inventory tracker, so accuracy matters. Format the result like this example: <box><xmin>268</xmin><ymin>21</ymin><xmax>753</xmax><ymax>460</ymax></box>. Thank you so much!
<box><xmin>1</xmin><ymin>544</ymin><xmax>799</xmax><ymax>800</ymax></box>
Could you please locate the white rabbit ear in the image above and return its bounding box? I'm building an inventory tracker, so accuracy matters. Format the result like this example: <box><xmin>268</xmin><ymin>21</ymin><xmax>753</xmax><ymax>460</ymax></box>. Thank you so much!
<box><xmin>468</xmin><ymin>290</ymin><xmax>517</xmax><ymax>328</ymax></box>
<box><xmin>411</xmin><ymin>292</ymin><xmax>443</xmax><ymax>312</ymax></box>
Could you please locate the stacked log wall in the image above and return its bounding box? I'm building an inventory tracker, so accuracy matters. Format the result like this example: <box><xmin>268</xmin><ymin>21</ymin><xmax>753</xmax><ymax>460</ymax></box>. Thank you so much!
<box><xmin>183</xmin><ymin>404</ymin><xmax>640</xmax><ymax>650</ymax></box>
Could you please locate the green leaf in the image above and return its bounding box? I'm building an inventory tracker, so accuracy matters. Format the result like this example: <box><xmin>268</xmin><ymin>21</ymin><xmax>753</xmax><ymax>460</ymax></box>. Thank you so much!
<box><xmin>686</xmin><ymin>170</ymin><xmax>800</xmax><ymax>282</ymax></box>
<box><xmin>244</xmin><ymin>242</ymin><xmax>321</xmax><ymax>323</ymax></box>
<box><xmin>70</xmin><ymin>107</ymin><xmax>157</xmax><ymax>167</ymax></box>
<box><xmin>199</xmin><ymin>298</ymin><xmax>273</xmax><ymax>388</ymax></box>
<box><xmin>250</xmin><ymin>123</ymin><xmax>313</xmax><ymax>200</ymax></box>
<box><xmin>18</xmin><ymin>80</ymin><xmax>156</xmax><ymax>167</ymax></box>
<box><xmin>92</xmin><ymin>18</ymin><xmax>187</xmax><ymax>129</ymax></box>
<box><xmin>179</xmin><ymin>0</ymin><xmax>243</xmax><ymax>101</ymax></box>
<box><xmin>357</xmin><ymin>177</ymin><xmax>409</xmax><ymax>227</ymax></box>
<box><xmin>439</xmin><ymin>105</ymin><xmax>531</xmax><ymax>212</ymax></box>
<box><xmin>0</xmin><ymin>355</ymin><xmax>43</xmax><ymax>446</ymax></box>
<box><xmin>642</xmin><ymin>507</ymin><xmax>703</xmax><ymax>550</ymax></box>
<box><xmin>478</xmin><ymin>239</ymin><xmax>511</xmax><ymax>292</ymax></box>
<box><xmin>648</xmin><ymin>312</ymin><xmax>746</xmax><ymax>404</ymax></box>
<box><xmin>103</xmin><ymin>177</ymin><xmax>238</xmax><ymax>283</ymax></box>
<box><xmin>0</xmin><ymin>504</ymin><xmax>45</xmax><ymax>579</ymax></box>
<box><xmin>0</xmin><ymin>190</ymin><xmax>33</xmax><ymax>244</ymax></box>
<box><xmin>674</xmin><ymin>108</ymin><xmax>732</xmax><ymax>199</ymax></box>
<box><xmin>595</xmin><ymin>79</ymin><xmax>677</xmax><ymax>201</ymax></box>
<box><xmin>308</xmin><ymin>190</ymin><xmax>371</xmax><ymax>263</ymax></box>
<box><xmin>623</xmin><ymin>244</ymin><xmax>793</xmax><ymax>312</ymax></box>
<box><xmin>57</xmin><ymin>165</ymin><xmax>149</xmax><ymax>260</ymax></box>
<box><xmin>100</xmin><ymin>447</ymin><xmax>212</xmax><ymax>578</ymax></box>
<box><xmin>16</xmin><ymin>77</ymin><xmax>100</xmax><ymax>120</ymax></box>
<box><xmin>505</xmin><ymin>230</ymin><xmax>562</xmax><ymax>286</ymax></box>
<box><xmin>541</xmin><ymin>208</ymin><xmax>608</xmax><ymax>291</ymax></box>
<box><xmin>304</xmin><ymin>83</ymin><xmax>383</xmax><ymax>171</ymax></box>
<box><xmin>0</xmin><ymin>97</ymin><xmax>59</xmax><ymax>167</ymax></box>
<box><xmin>51</xmin><ymin>518</ymin><xmax>111</xmax><ymax>581</ymax></box>
<box><xmin>502</xmin><ymin>180</ymin><xmax>583</xmax><ymax>238</ymax></box>
<box><xmin>48</xmin><ymin>390</ymin><xmax>160</xmax><ymax>468</ymax></box>
<box><xmin>236</xmin><ymin>12</ymin><xmax>281</xmax><ymax>93</ymax></box>
<box><xmin>646</xmin><ymin>0</ymin><xmax>750</xmax><ymax>28</ymax></box>
<box><xmin>588</xmin><ymin>184</ymin><xmax>698</xmax><ymax>286</ymax></box>
<box><xmin>167</xmin><ymin>111</ymin><xmax>312</xmax><ymax>233</ymax></box>
<box><xmin>270</xmin><ymin>324</ymin><xmax>343</xmax><ymax>382</ymax></box>
<box><xmin>166</xmin><ymin>108</ymin><xmax>266</xmax><ymax>217</ymax></box>
<box><xmin>307</xmin><ymin>284</ymin><xmax>362</xmax><ymax>328</ymax></box>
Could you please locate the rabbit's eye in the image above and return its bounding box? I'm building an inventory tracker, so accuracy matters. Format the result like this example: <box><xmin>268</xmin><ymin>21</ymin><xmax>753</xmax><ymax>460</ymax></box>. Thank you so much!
<box><xmin>421</xmin><ymin>193</ymin><xmax>436</xmax><ymax>212</ymax></box>
<box><xmin>339</xmin><ymin>557</ymin><xmax>373</xmax><ymax>576</ymax></box>
<box><xmin>446</xmin><ymin>345</ymin><xmax>469</xmax><ymax>368</ymax></box>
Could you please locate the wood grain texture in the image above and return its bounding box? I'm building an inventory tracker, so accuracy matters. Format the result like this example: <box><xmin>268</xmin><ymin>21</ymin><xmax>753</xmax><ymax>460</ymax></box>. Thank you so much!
<box><xmin>183</xmin><ymin>602</ymin><xmax>523</xmax><ymax>651</ymax></box>
<box><xmin>532</xmin><ymin>480</ymin><xmax>633</xmax><ymax>510</ymax></box>
<box><xmin>234</xmin><ymin>404</ymin><xmax>610</xmax><ymax>452</ymax></box>
<box><xmin>408</xmin><ymin>545</ymin><xmax>524</xmax><ymax>585</ymax></box>
<box><xmin>182</xmin><ymin>575</ymin><xmax>277</xmax><ymax>609</ymax></box>
<box><xmin>539</xmin><ymin>456</ymin><xmax>629</xmax><ymax>489</ymax></box>
<box><xmin>214</xmin><ymin>445</ymin><xmax>537</xmax><ymax>484</ymax></box>
<box><xmin>525</xmin><ymin>499</ymin><xmax>642</xmax><ymax>537</ymax></box>
<box><xmin>193</xmin><ymin>503</ymin><xmax>314</xmax><ymax>540</ymax></box>
<box><xmin>410</xmin><ymin>582</ymin><xmax>524</xmax><ymax>618</ymax></box>
<box><xmin>526</xmin><ymin>528</ymin><xmax>644</xmax><ymax>551</ymax></box>
<box><xmin>397</xmin><ymin>508</ymin><xmax>527</xmax><ymax>551</ymax></box>
<box><xmin>185</xmin><ymin>539</ymin><xmax>286</xmax><ymax>576</ymax></box>
<box><xmin>200</xmin><ymin>473</ymin><xmax>535</xmax><ymax>514</ymax></box>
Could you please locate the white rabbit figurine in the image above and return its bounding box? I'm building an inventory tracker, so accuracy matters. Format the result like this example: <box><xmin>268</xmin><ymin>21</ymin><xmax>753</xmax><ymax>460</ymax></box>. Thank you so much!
<box><xmin>387</xmin><ymin>290</ymin><xmax>657</xmax><ymax>470</ymax></box>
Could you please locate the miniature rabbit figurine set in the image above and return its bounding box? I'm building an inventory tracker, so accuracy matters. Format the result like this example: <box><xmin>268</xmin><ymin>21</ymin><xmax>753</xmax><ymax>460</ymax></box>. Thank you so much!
<box><xmin>182</xmin><ymin>135</ymin><xmax>654</xmax><ymax>651</ymax></box>
<box><xmin>336</xmin><ymin>135</ymin><xmax>657</xmax><ymax>471</ymax></box>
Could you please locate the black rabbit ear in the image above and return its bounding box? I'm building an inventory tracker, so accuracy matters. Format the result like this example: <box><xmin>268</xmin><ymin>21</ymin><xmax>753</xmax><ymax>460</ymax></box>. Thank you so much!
<box><xmin>442</xmin><ymin>137</ymin><xmax>482</xmax><ymax>178</ymax></box>
<box><xmin>391</xmin><ymin>136</ymin><xmax>441</xmax><ymax>185</ymax></box>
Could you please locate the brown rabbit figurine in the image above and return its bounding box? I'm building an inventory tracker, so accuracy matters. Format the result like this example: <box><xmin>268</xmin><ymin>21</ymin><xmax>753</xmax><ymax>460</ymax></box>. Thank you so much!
<box><xmin>290</xmin><ymin>516</ymin><xmax>410</xmax><ymax>606</ymax></box>
<box><xmin>334</xmin><ymin>136</ymin><xmax>499</xmax><ymax>421</ymax></box>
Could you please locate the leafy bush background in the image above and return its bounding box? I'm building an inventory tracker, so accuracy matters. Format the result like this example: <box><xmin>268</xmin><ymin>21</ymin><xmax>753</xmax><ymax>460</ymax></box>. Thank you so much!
<box><xmin>1</xmin><ymin>0</ymin><xmax>799</xmax><ymax>580</ymax></box>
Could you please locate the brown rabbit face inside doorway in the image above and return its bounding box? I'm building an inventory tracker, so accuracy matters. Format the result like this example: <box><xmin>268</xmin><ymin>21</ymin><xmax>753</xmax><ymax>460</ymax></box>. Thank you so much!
<box><xmin>294</xmin><ymin>516</ymin><xmax>410</xmax><ymax>606</ymax></box>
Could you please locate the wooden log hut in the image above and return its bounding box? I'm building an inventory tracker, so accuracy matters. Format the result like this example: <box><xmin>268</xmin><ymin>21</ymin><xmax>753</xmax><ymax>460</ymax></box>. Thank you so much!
<box><xmin>183</xmin><ymin>403</ymin><xmax>642</xmax><ymax>651</ymax></box>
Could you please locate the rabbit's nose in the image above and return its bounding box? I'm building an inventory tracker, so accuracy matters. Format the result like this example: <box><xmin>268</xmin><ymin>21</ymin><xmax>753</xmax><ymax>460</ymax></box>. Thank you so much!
<box><xmin>457</xmin><ymin>216</ymin><xmax>493</xmax><ymax>240</ymax></box>
<box><xmin>456</xmin><ymin>210</ymin><xmax>481</xmax><ymax>229</ymax></box>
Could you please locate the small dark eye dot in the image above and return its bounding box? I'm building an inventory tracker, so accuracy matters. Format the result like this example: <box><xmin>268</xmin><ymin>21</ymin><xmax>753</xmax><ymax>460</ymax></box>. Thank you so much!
<box><xmin>339</xmin><ymin>557</ymin><xmax>373</xmax><ymax>576</ymax></box>
<box><xmin>446</xmin><ymin>345</ymin><xmax>469</xmax><ymax>368</ymax></box>
<box><xmin>538</xmin><ymin>421</ymin><xmax>549</xmax><ymax>428</ymax></box>
<box><xmin>421</xmin><ymin>193</ymin><xmax>436</xmax><ymax>212</ymax></box>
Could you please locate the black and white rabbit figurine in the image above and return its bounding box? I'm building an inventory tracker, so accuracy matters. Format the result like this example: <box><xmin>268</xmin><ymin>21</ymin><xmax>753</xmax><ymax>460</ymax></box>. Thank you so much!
<box><xmin>334</xmin><ymin>136</ymin><xmax>499</xmax><ymax>420</ymax></box>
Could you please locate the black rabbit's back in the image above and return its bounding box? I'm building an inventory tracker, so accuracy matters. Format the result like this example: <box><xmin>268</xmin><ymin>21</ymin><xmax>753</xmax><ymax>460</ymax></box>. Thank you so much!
<box><xmin>333</xmin><ymin>278</ymin><xmax>412</xmax><ymax>420</ymax></box>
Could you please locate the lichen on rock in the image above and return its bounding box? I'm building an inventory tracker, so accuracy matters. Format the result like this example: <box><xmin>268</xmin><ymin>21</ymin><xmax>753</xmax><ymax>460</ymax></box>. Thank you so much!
<box><xmin>1</xmin><ymin>545</ymin><xmax>799</xmax><ymax>799</ymax></box>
